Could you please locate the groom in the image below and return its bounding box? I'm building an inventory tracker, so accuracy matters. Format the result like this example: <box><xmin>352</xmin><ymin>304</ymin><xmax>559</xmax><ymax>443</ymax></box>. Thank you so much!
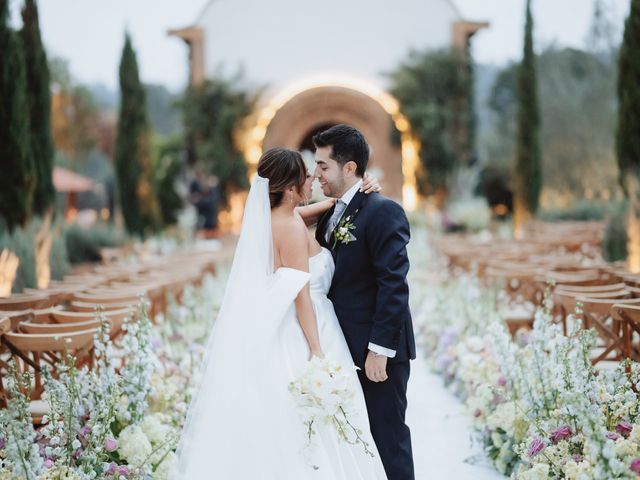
<box><xmin>313</xmin><ymin>124</ymin><xmax>416</xmax><ymax>480</ymax></box>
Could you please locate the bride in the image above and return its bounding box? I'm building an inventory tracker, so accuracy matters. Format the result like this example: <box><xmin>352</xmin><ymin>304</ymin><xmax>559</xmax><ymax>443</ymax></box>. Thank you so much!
<box><xmin>172</xmin><ymin>148</ymin><xmax>387</xmax><ymax>479</ymax></box>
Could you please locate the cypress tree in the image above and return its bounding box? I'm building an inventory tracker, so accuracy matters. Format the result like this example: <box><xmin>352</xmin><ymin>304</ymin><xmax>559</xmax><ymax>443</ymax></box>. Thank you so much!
<box><xmin>514</xmin><ymin>0</ymin><xmax>542</xmax><ymax>232</ymax></box>
<box><xmin>21</xmin><ymin>0</ymin><xmax>55</xmax><ymax>216</ymax></box>
<box><xmin>616</xmin><ymin>0</ymin><xmax>640</xmax><ymax>270</ymax></box>
<box><xmin>114</xmin><ymin>33</ymin><xmax>161</xmax><ymax>236</ymax></box>
<box><xmin>0</xmin><ymin>0</ymin><xmax>35</xmax><ymax>229</ymax></box>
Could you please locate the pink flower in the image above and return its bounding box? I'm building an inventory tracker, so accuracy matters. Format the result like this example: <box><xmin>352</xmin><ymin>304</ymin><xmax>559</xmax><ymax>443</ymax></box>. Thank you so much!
<box><xmin>630</xmin><ymin>458</ymin><xmax>640</xmax><ymax>474</ymax></box>
<box><xmin>473</xmin><ymin>409</ymin><xmax>482</xmax><ymax>418</ymax></box>
<box><xmin>607</xmin><ymin>432</ymin><xmax>620</xmax><ymax>441</ymax></box>
<box><xmin>527</xmin><ymin>437</ymin><xmax>545</xmax><ymax>457</ymax></box>
<box><xmin>104</xmin><ymin>438</ymin><xmax>118</xmax><ymax>452</ymax></box>
<box><xmin>118</xmin><ymin>466</ymin><xmax>129</xmax><ymax>476</ymax></box>
<box><xmin>106</xmin><ymin>463</ymin><xmax>117</xmax><ymax>475</ymax></box>
<box><xmin>79</xmin><ymin>425</ymin><xmax>92</xmax><ymax>437</ymax></box>
<box><xmin>0</xmin><ymin>438</ymin><xmax>4</xmax><ymax>450</ymax></box>
<box><xmin>551</xmin><ymin>425</ymin><xmax>573</xmax><ymax>444</ymax></box>
<box><xmin>617</xmin><ymin>422</ymin><xmax>634</xmax><ymax>438</ymax></box>
<box><xmin>497</xmin><ymin>377</ymin><xmax>507</xmax><ymax>387</ymax></box>
<box><xmin>44</xmin><ymin>458</ymin><xmax>54</xmax><ymax>468</ymax></box>
<box><xmin>572</xmin><ymin>454</ymin><xmax>583</xmax><ymax>463</ymax></box>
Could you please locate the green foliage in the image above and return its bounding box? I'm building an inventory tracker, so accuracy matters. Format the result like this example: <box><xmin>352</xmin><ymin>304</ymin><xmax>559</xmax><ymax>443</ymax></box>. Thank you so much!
<box><xmin>539</xmin><ymin>200</ymin><xmax>617</xmax><ymax>222</ymax></box>
<box><xmin>145</xmin><ymin>83</ymin><xmax>182</xmax><ymax>136</ymax></box>
<box><xmin>388</xmin><ymin>49</ymin><xmax>471</xmax><ymax>195</ymax></box>
<box><xmin>616</xmin><ymin>0</ymin><xmax>640</xmax><ymax>190</ymax></box>
<box><xmin>515</xmin><ymin>0</ymin><xmax>542</xmax><ymax>214</ymax></box>
<box><xmin>64</xmin><ymin>223</ymin><xmax>127</xmax><ymax>264</ymax></box>
<box><xmin>50</xmin><ymin>226</ymin><xmax>70</xmax><ymax>280</ymax></box>
<box><xmin>49</xmin><ymin>57</ymin><xmax>102</xmax><ymax>166</ymax></box>
<box><xmin>21</xmin><ymin>0</ymin><xmax>55</xmax><ymax>216</ymax></box>
<box><xmin>151</xmin><ymin>134</ymin><xmax>185</xmax><ymax>226</ymax></box>
<box><xmin>0</xmin><ymin>1</ymin><xmax>35</xmax><ymax>229</ymax></box>
<box><xmin>483</xmin><ymin>47</ymin><xmax>619</xmax><ymax>205</ymax></box>
<box><xmin>602</xmin><ymin>201</ymin><xmax>628</xmax><ymax>262</ymax></box>
<box><xmin>182</xmin><ymin>76</ymin><xmax>255</xmax><ymax>206</ymax></box>
<box><xmin>115</xmin><ymin>34</ymin><xmax>161</xmax><ymax>237</ymax></box>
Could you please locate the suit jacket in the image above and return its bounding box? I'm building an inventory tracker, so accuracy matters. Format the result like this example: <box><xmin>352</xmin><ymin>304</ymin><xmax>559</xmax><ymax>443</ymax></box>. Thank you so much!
<box><xmin>316</xmin><ymin>191</ymin><xmax>416</xmax><ymax>368</ymax></box>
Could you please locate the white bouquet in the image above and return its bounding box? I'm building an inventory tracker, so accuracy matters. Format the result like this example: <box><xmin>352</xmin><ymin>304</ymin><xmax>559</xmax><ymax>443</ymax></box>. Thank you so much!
<box><xmin>288</xmin><ymin>356</ymin><xmax>375</xmax><ymax>467</ymax></box>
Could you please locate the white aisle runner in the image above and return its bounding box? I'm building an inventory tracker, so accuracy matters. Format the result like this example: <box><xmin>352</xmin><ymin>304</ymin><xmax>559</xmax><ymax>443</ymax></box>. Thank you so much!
<box><xmin>407</xmin><ymin>350</ymin><xmax>505</xmax><ymax>480</ymax></box>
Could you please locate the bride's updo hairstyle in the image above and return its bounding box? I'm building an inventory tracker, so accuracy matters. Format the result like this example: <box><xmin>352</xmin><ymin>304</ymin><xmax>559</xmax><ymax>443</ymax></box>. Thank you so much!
<box><xmin>257</xmin><ymin>148</ymin><xmax>307</xmax><ymax>209</ymax></box>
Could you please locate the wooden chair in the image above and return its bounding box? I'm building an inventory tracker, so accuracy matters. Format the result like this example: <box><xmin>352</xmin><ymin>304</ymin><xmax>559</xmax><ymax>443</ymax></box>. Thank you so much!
<box><xmin>611</xmin><ymin>304</ymin><xmax>640</xmax><ymax>361</ymax></box>
<box><xmin>52</xmin><ymin>307</ymin><xmax>132</xmax><ymax>325</ymax></box>
<box><xmin>579</xmin><ymin>297</ymin><xmax>640</xmax><ymax>364</ymax></box>
<box><xmin>0</xmin><ymin>293</ymin><xmax>52</xmax><ymax>311</ymax></box>
<box><xmin>0</xmin><ymin>316</ymin><xmax>10</xmax><ymax>407</ymax></box>
<box><xmin>1</xmin><ymin>328</ymin><xmax>98</xmax><ymax>411</ymax></box>
<box><xmin>553</xmin><ymin>288</ymin><xmax>629</xmax><ymax>335</ymax></box>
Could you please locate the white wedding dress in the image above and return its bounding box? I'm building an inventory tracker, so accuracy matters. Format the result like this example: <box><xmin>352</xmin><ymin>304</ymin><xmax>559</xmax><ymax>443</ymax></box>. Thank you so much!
<box><xmin>172</xmin><ymin>176</ymin><xmax>387</xmax><ymax>479</ymax></box>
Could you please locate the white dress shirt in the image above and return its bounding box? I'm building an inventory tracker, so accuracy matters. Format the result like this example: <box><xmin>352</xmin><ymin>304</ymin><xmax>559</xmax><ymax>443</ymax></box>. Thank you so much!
<box><xmin>332</xmin><ymin>180</ymin><xmax>396</xmax><ymax>359</ymax></box>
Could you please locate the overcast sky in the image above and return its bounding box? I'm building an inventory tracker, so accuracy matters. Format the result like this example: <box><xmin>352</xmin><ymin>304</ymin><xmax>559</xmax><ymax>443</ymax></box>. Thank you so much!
<box><xmin>8</xmin><ymin>0</ymin><xmax>631</xmax><ymax>92</ymax></box>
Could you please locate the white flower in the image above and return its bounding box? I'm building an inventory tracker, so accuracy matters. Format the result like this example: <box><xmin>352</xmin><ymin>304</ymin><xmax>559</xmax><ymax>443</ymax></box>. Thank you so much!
<box><xmin>117</xmin><ymin>425</ymin><xmax>152</xmax><ymax>467</ymax></box>
<box><xmin>140</xmin><ymin>413</ymin><xmax>171</xmax><ymax>445</ymax></box>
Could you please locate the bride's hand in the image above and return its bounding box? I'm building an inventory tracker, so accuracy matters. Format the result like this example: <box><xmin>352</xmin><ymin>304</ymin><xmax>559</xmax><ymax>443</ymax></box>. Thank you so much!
<box><xmin>360</xmin><ymin>172</ymin><xmax>382</xmax><ymax>194</ymax></box>
<box><xmin>310</xmin><ymin>348</ymin><xmax>325</xmax><ymax>360</ymax></box>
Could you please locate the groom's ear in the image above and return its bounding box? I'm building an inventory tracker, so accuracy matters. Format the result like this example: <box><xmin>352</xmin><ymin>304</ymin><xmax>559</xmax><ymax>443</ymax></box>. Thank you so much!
<box><xmin>343</xmin><ymin>160</ymin><xmax>358</xmax><ymax>178</ymax></box>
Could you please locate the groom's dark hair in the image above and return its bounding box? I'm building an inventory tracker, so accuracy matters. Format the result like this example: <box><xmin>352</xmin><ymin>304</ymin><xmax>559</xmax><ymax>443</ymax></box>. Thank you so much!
<box><xmin>312</xmin><ymin>124</ymin><xmax>369</xmax><ymax>177</ymax></box>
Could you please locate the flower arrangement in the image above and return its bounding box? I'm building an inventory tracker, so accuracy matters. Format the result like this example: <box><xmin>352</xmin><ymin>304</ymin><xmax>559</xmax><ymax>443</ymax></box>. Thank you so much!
<box><xmin>288</xmin><ymin>356</ymin><xmax>374</xmax><ymax>469</ymax></box>
<box><xmin>0</xmin><ymin>273</ymin><xmax>222</xmax><ymax>480</ymax></box>
<box><xmin>416</xmin><ymin>270</ymin><xmax>640</xmax><ymax>479</ymax></box>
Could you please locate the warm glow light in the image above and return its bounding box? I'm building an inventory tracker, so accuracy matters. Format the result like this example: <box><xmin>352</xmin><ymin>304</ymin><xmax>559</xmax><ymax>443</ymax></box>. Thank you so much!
<box><xmin>239</xmin><ymin>74</ymin><xmax>421</xmax><ymax>211</ymax></box>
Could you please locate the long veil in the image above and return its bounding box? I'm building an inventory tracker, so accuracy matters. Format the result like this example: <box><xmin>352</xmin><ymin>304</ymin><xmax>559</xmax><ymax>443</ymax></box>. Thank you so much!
<box><xmin>171</xmin><ymin>175</ymin><xmax>311</xmax><ymax>478</ymax></box>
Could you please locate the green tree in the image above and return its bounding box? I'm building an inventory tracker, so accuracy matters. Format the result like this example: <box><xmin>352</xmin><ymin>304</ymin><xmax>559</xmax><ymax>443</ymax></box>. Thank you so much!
<box><xmin>114</xmin><ymin>33</ymin><xmax>161</xmax><ymax>236</ymax></box>
<box><xmin>21</xmin><ymin>0</ymin><xmax>55</xmax><ymax>216</ymax></box>
<box><xmin>616</xmin><ymin>0</ymin><xmax>640</xmax><ymax>271</ymax></box>
<box><xmin>514</xmin><ymin>0</ymin><xmax>542</xmax><ymax>232</ymax></box>
<box><xmin>388</xmin><ymin>49</ymin><xmax>470</xmax><ymax>199</ymax></box>
<box><xmin>182</xmin><ymin>77</ymin><xmax>254</xmax><ymax>207</ymax></box>
<box><xmin>0</xmin><ymin>0</ymin><xmax>34</xmax><ymax>229</ymax></box>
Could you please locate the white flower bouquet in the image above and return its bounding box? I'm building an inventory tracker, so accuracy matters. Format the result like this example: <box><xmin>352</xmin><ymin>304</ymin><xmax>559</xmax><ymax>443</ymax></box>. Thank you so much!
<box><xmin>288</xmin><ymin>356</ymin><xmax>374</xmax><ymax>468</ymax></box>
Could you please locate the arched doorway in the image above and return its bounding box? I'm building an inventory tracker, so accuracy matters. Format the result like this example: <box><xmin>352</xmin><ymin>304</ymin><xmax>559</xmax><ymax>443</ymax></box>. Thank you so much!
<box><xmin>262</xmin><ymin>86</ymin><xmax>404</xmax><ymax>200</ymax></box>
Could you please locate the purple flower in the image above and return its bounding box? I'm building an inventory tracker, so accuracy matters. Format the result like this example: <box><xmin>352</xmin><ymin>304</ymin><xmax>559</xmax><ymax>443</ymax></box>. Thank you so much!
<box><xmin>631</xmin><ymin>458</ymin><xmax>640</xmax><ymax>474</ymax></box>
<box><xmin>617</xmin><ymin>422</ymin><xmax>634</xmax><ymax>438</ymax></box>
<box><xmin>572</xmin><ymin>454</ymin><xmax>583</xmax><ymax>463</ymax></box>
<box><xmin>438</xmin><ymin>329</ymin><xmax>458</xmax><ymax>349</ymax></box>
<box><xmin>527</xmin><ymin>437</ymin><xmax>545</xmax><ymax>457</ymax></box>
<box><xmin>0</xmin><ymin>438</ymin><xmax>4</xmax><ymax>450</ymax></box>
<box><xmin>473</xmin><ymin>408</ymin><xmax>482</xmax><ymax>418</ymax></box>
<box><xmin>550</xmin><ymin>425</ymin><xmax>573</xmax><ymax>444</ymax></box>
<box><xmin>44</xmin><ymin>458</ymin><xmax>54</xmax><ymax>468</ymax></box>
<box><xmin>607</xmin><ymin>432</ymin><xmax>620</xmax><ymax>441</ymax></box>
<box><xmin>106</xmin><ymin>463</ymin><xmax>117</xmax><ymax>475</ymax></box>
<box><xmin>79</xmin><ymin>425</ymin><xmax>92</xmax><ymax>437</ymax></box>
<box><xmin>104</xmin><ymin>438</ymin><xmax>118</xmax><ymax>452</ymax></box>
<box><xmin>497</xmin><ymin>377</ymin><xmax>507</xmax><ymax>387</ymax></box>
<box><xmin>118</xmin><ymin>466</ymin><xmax>129</xmax><ymax>476</ymax></box>
<box><xmin>73</xmin><ymin>448</ymin><xmax>83</xmax><ymax>459</ymax></box>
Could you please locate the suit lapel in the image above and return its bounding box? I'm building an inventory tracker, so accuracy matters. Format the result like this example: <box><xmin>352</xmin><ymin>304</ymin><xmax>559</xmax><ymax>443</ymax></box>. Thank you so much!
<box><xmin>316</xmin><ymin>205</ymin><xmax>335</xmax><ymax>248</ymax></box>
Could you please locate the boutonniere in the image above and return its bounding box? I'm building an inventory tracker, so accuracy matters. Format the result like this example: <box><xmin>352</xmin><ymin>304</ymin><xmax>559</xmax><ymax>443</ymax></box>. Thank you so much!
<box><xmin>332</xmin><ymin>210</ymin><xmax>359</xmax><ymax>250</ymax></box>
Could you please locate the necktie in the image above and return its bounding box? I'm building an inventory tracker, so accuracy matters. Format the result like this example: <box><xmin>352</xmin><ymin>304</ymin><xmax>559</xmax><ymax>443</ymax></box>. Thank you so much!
<box><xmin>325</xmin><ymin>200</ymin><xmax>346</xmax><ymax>243</ymax></box>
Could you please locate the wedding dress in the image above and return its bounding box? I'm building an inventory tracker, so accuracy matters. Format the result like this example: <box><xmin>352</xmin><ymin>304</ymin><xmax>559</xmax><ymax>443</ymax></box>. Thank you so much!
<box><xmin>172</xmin><ymin>176</ymin><xmax>386</xmax><ymax>479</ymax></box>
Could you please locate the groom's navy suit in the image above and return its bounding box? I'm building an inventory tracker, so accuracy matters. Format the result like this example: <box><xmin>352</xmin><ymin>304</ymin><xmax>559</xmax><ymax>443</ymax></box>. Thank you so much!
<box><xmin>316</xmin><ymin>189</ymin><xmax>416</xmax><ymax>480</ymax></box>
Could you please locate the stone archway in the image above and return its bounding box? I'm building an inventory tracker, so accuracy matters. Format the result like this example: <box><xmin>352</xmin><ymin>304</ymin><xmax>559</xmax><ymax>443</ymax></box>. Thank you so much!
<box><xmin>262</xmin><ymin>86</ymin><xmax>404</xmax><ymax>200</ymax></box>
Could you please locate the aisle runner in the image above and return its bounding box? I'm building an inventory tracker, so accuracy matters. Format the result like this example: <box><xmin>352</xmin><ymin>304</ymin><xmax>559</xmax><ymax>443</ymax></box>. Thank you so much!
<box><xmin>407</xmin><ymin>351</ymin><xmax>504</xmax><ymax>479</ymax></box>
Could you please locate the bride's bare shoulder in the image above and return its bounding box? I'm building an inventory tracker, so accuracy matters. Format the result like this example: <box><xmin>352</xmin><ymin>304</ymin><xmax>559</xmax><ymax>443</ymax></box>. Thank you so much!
<box><xmin>272</xmin><ymin>214</ymin><xmax>308</xmax><ymax>250</ymax></box>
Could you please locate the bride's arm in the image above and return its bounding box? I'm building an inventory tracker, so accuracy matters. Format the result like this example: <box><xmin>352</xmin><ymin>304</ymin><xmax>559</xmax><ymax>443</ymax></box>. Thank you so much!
<box><xmin>296</xmin><ymin>199</ymin><xmax>336</xmax><ymax>227</ymax></box>
<box><xmin>279</xmin><ymin>219</ymin><xmax>324</xmax><ymax>359</ymax></box>
<box><xmin>296</xmin><ymin>172</ymin><xmax>382</xmax><ymax>226</ymax></box>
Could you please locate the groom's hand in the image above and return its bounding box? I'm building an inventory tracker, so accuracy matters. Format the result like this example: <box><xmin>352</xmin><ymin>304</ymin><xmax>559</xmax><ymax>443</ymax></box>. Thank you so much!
<box><xmin>365</xmin><ymin>351</ymin><xmax>388</xmax><ymax>382</ymax></box>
